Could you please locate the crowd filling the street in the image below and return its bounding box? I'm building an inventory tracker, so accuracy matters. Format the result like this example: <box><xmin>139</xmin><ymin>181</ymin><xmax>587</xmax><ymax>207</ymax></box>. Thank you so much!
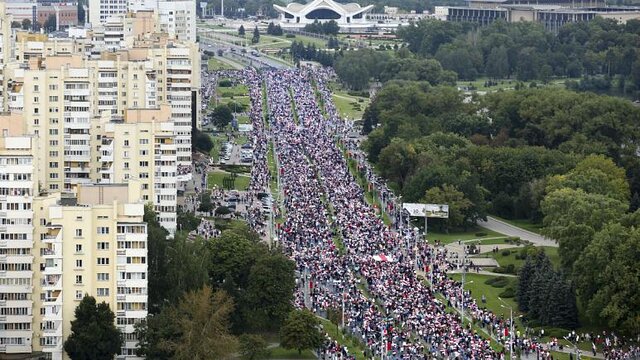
<box><xmin>196</xmin><ymin>66</ymin><xmax>640</xmax><ymax>360</ymax></box>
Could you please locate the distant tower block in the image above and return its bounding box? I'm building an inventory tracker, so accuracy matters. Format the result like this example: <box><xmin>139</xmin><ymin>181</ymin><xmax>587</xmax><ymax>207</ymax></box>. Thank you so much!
<box><xmin>221</xmin><ymin>0</ymin><xmax>224</xmax><ymax>17</ymax></box>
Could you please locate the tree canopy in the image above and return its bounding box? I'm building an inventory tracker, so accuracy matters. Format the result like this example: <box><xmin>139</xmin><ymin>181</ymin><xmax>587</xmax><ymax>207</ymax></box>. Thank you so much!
<box><xmin>63</xmin><ymin>296</ymin><xmax>122</xmax><ymax>360</ymax></box>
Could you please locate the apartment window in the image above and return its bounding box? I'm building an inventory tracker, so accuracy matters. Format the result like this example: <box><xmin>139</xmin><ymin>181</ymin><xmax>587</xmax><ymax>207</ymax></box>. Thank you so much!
<box><xmin>97</xmin><ymin>242</ymin><xmax>109</xmax><ymax>250</ymax></box>
<box><xmin>49</xmin><ymin>162</ymin><xmax>58</xmax><ymax>168</ymax></box>
<box><xmin>34</xmin><ymin>97</ymin><xmax>39</xmax><ymax>103</ymax></box>
<box><xmin>140</xmin><ymin>173</ymin><xmax>149</xmax><ymax>179</ymax></box>
<box><xmin>97</xmin><ymin>227</ymin><xmax>110</xmax><ymax>235</ymax></box>
<box><xmin>75</xmin><ymin>275</ymin><xmax>83</xmax><ymax>284</ymax></box>
<box><xmin>97</xmin><ymin>288</ymin><xmax>109</xmax><ymax>297</ymax></box>
<box><xmin>75</xmin><ymin>244</ymin><xmax>82</xmax><ymax>253</ymax></box>
<box><xmin>97</xmin><ymin>273</ymin><xmax>109</xmax><ymax>281</ymax></box>
<box><xmin>75</xmin><ymin>291</ymin><xmax>83</xmax><ymax>300</ymax></box>
<box><xmin>140</xmin><ymin>150</ymin><xmax>148</xmax><ymax>156</ymax></box>
<box><xmin>34</xmin><ymin>85</ymin><xmax>39</xmax><ymax>92</ymax></box>
<box><xmin>97</xmin><ymin>258</ymin><xmax>109</xmax><ymax>265</ymax></box>
<box><xmin>49</xmin><ymin>129</ymin><xmax>58</xmax><ymax>136</ymax></box>
<box><xmin>49</xmin><ymin>96</ymin><xmax>58</xmax><ymax>102</ymax></box>
<box><xmin>49</xmin><ymin>84</ymin><xmax>58</xmax><ymax>91</ymax></box>
<box><xmin>34</xmin><ymin>119</ymin><xmax>39</xmax><ymax>125</ymax></box>
<box><xmin>139</xmin><ymin>139</ymin><xmax>149</xmax><ymax>145</ymax></box>
<box><xmin>139</xmin><ymin>161</ymin><xmax>149</xmax><ymax>167</ymax></box>
<box><xmin>76</xmin><ymin>259</ymin><xmax>83</xmax><ymax>268</ymax></box>
<box><xmin>123</xmin><ymin>151</ymin><xmax>129</xmax><ymax>158</ymax></box>
<box><xmin>75</xmin><ymin>229</ymin><xmax>83</xmax><ymax>237</ymax></box>
<box><xmin>49</xmin><ymin>173</ymin><xmax>58</xmax><ymax>179</ymax></box>
<box><xmin>124</xmin><ymin>162</ymin><xmax>129</xmax><ymax>170</ymax></box>
<box><xmin>49</xmin><ymin>151</ymin><xmax>58</xmax><ymax>157</ymax></box>
<box><xmin>124</xmin><ymin>140</ymin><xmax>129</xmax><ymax>147</ymax></box>
<box><xmin>49</xmin><ymin>140</ymin><xmax>58</xmax><ymax>146</ymax></box>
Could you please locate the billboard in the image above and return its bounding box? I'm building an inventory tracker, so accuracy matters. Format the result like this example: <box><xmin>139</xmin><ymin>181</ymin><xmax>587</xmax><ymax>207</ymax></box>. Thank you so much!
<box><xmin>403</xmin><ymin>203</ymin><xmax>449</xmax><ymax>218</ymax></box>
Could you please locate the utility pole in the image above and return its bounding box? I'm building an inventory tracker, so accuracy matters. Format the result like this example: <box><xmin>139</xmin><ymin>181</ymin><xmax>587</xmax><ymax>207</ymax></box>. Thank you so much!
<box><xmin>461</xmin><ymin>248</ymin><xmax>466</xmax><ymax>325</ymax></box>
<box><xmin>341</xmin><ymin>291</ymin><xmax>345</xmax><ymax>329</ymax></box>
<box><xmin>499</xmin><ymin>298</ymin><xmax>514</xmax><ymax>360</ymax></box>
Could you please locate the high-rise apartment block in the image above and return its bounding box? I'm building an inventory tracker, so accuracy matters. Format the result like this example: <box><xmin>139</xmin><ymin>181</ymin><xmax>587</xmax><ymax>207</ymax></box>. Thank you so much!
<box><xmin>0</xmin><ymin>5</ymin><xmax>199</xmax><ymax>359</ymax></box>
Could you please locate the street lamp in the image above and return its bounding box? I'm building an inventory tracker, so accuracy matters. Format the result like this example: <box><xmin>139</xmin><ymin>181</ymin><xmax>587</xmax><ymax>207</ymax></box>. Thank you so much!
<box><xmin>460</xmin><ymin>280</ymin><xmax>473</xmax><ymax>325</ymax></box>
<box><xmin>499</xmin><ymin>297</ymin><xmax>522</xmax><ymax>360</ymax></box>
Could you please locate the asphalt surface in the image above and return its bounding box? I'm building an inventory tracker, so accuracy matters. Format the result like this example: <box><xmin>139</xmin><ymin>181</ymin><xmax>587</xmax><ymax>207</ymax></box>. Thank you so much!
<box><xmin>478</xmin><ymin>216</ymin><xmax>558</xmax><ymax>247</ymax></box>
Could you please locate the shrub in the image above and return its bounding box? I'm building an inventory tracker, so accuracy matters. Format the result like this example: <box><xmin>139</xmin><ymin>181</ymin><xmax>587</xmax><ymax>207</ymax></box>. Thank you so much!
<box><xmin>501</xmin><ymin>250</ymin><xmax>511</xmax><ymax>256</ymax></box>
<box><xmin>493</xmin><ymin>267</ymin><xmax>508</xmax><ymax>274</ymax></box>
<box><xmin>475</xmin><ymin>232</ymin><xmax>488</xmax><ymax>237</ymax></box>
<box><xmin>485</xmin><ymin>277</ymin><xmax>509</xmax><ymax>288</ymax></box>
<box><xmin>505</xmin><ymin>264</ymin><xmax>516</xmax><ymax>274</ymax></box>
<box><xmin>218</xmin><ymin>79</ymin><xmax>233</xmax><ymax>87</ymax></box>
<box><xmin>499</xmin><ymin>287</ymin><xmax>515</xmax><ymax>298</ymax></box>
<box><xmin>285</xmin><ymin>34</ymin><xmax>296</xmax><ymax>38</ymax></box>
<box><xmin>506</xmin><ymin>236</ymin><xmax>521</xmax><ymax>244</ymax></box>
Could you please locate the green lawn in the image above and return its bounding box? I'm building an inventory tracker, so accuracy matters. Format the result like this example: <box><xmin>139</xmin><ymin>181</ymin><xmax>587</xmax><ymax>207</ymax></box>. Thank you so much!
<box><xmin>449</xmin><ymin>273</ymin><xmax>519</xmax><ymax>321</ymax></box>
<box><xmin>267</xmin><ymin>346</ymin><xmax>316</xmax><ymax>359</ymax></box>
<box><xmin>218</xmin><ymin>83</ymin><xmax>248</xmax><ymax>97</ymax></box>
<box><xmin>490</xmin><ymin>215</ymin><xmax>544</xmax><ymax>235</ymax></box>
<box><xmin>208</xmin><ymin>133</ymin><xmax>227</xmax><ymax>162</ymax></box>
<box><xmin>218</xmin><ymin>96</ymin><xmax>250</xmax><ymax>109</ymax></box>
<box><xmin>207</xmin><ymin>170</ymin><xmax>250</xmax><ymax>190</ymax></box>
<box><xmin>425</xmin><ymin>227</ymin><xmax>506</xmax><ymax>245</ymax></box>
<box><xmin>237</xmin><ymin>114</ymin><xmax>250</xmax><ymax>124</ymax></box>
<box><xmin>319</xmin><ymin>318</ymin><xmax>367</xmax><ymax>360</ymax></box>
<box><xmin>207</xmin><ymin>57</ymin><xmax>235</xmax><ymax>71</ymax></box>
<box><xmin>332</xmin><ymin>94</ymin><xmax>368</xmax><ymax>120</ymax></box>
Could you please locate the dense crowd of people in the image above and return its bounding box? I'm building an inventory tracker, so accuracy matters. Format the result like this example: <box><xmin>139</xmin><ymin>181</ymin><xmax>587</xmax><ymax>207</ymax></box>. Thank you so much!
<box><xmin>228</xmin><ymin>66</ymin><xmax>639</xmax><ymax>360</ymax></box>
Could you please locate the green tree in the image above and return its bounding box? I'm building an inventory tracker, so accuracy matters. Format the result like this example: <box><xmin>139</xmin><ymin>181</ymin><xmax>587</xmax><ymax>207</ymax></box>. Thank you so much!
<box><xmin>252</xmin><ymin>26</ymin><xmax>260</xmax><ymax>44</ymax></box>
<box><xmin>238</xmin><ymin>25</ymin><xmax>245</xmax><ymax>36</ymax></box>
<box><xmin>574</xmin><ymin>224</ymin><xmax>640</xmax><ymax>334</ymax></box>
<box><xmin>193</xmin><ymin>128</ymin><xmax>214</xmax><ymax>153</ymax></box>
<box><xmin>423</xmin><ymin>184</ymin><xmax>473</xmax><ymax>231</ymax></box>
<box><xmin>541</xmin><ymin>188</ymin><xmax>627</xmax><ymax>272</ymax></box>
<box><xmin>546</xmin><ymin>155</ymin><xmax>630</xmax><ymax>202</ymax></box>
<box><xmin>63</xmin><ymin>296</ymin><xmax>122</xmax><ymax>360</ymax></box>
<box><xmin>21</xmin><ymin>18</ymin><xmax>31</xmax><ymax>30</ymax></box>
<box><xmin>244</xmin><ymin>253</ymin><xmax>296</xmax><ymax>331</ymax></box>
<box><xmin>11</xmin><ymin>21</ymin><xmax>20</xmax><ymax>28</ymax></box>
<box><xmin>44</xmin><ymin>14</ymin><xmax>57</xmax><ymax>32</ymax></box>
<box><xmin>135</xmin><ymin>309</ymin><xmax>180</xmax><ymax>359</ymax></box>
<box><xmin>239</xmin><ymin>334</ymin><xmax>269</xmax><ymax>360</ymax></box>
<box><xmin>280</xmin><ymin>309</ymin><xmax>323</xmax><ymax>355</ymax></box>
<box><xmin>486</xmin><ymin>46</ymin><xmax>510</xmax><ymax>79</ymax></box>
<box><xmin>376</xmin><ymin>140</ymin><xmax>417</xmax><ymax>189</ymax></box>
<box><xmin>176</xmin><ymin>208</ymin><xmax>201</xmax><ymax>232</ymax></box>
<box><xmin>212</xmin><ymin>104</ymin><xmax>233</xmax><ymax>129</ymax></box>
<box><xmin>145</xmin><ymin>205</ymin><xmax>170</xmax><ymax>313</ymax></box>
<box><xmin>163</xmin><ymin>286</ymin><xmax>238</xmax><ymax>359</ymax></box>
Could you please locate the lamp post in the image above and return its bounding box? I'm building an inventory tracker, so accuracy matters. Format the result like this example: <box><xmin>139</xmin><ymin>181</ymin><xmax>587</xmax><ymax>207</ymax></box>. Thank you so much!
<box><xmin>499</xmin><ymin>297</ymin><xmax>518</xmax><ymax>360</ymax></box>
<box><xmin>460</xmin><ymin>279</ymin><xmax>473</xmax><ymax>325</ymax></box>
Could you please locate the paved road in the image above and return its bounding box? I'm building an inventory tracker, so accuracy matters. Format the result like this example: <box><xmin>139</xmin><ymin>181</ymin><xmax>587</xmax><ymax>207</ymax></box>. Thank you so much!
<box><xmin>479</xmin><ymin>216</ymin><xmax>557</xmax><ymax>247</ymax></box>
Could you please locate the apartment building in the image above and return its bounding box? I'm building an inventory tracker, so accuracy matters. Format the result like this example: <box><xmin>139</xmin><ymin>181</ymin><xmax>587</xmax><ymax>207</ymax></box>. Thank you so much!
<box><xmin>32</xmin><ymin>181</ymin><xmax>148</xmax><ymax>360</ymax></box>
<box><xmin>0</xmin><ymin>114</ymin><xmax>39</xmax><ymax>355</ymax></box>
<box><xmin>0</xmin><ymin>3</ymin><xmax>14</xmax><ymax>112</ymax></box>
<box><xmin>89</xmin><ymin>0</ymin><xmax>128</xmax><ymax>27</ymax></box>
<box><xmin>95</xmin><ymin>107</ymin><xmax>178</xmax><ymax>233</ymax></box>
<box><xmin>157</xmin><ymin>0</ymin><xmax>197</xmax><ymax>43</ymax></box>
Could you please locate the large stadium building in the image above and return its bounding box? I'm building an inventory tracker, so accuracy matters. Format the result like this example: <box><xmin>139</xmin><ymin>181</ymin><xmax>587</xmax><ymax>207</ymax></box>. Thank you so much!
<box><xmin>274</xmin><ymin>0</ymin><xmax>375</xmax><ymax>28</ymax></box>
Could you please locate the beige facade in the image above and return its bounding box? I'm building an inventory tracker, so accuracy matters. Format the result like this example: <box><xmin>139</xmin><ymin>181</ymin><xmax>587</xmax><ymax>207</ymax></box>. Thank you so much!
<box><xmin>32</xmin><ymin>181</ymin><xmax>148</xmax><ymax>360</ymax></box>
